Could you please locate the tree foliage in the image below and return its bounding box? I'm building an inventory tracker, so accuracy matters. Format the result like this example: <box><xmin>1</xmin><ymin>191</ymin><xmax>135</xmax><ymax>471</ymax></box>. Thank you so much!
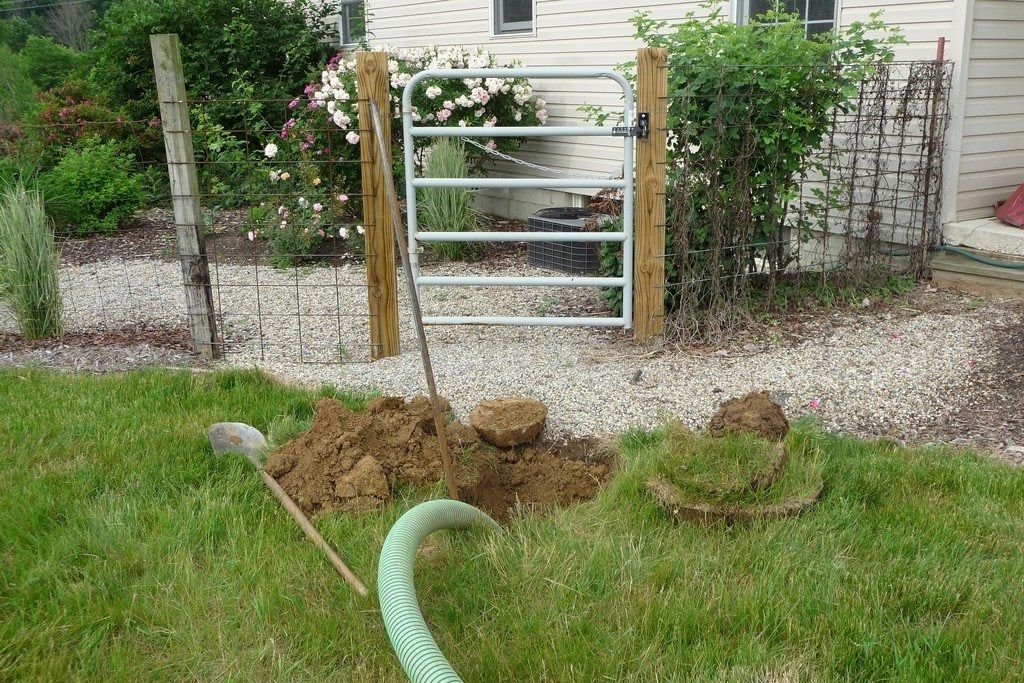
<box><xmin>89</xmin><ymin>0</ymin><xmax>338</xmax><ymax>127</ymax></box>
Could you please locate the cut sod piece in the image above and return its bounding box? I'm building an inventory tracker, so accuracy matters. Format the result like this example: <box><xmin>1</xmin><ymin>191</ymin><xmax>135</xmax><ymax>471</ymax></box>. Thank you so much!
<box><xmin>642</xmin><ymin>423</ymin><xmax>823</xmax><ymax>525</ymax></box>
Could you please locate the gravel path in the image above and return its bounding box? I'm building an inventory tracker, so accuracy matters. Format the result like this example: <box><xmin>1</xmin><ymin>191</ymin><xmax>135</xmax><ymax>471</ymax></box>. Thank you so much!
<box><xmin>3</xmin><ymin>254</ymin><xmax>1020</xmax><ymax>453</ymax></box>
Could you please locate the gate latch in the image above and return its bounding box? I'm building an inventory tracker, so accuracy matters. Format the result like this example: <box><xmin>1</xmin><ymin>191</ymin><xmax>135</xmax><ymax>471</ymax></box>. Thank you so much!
<box><xmin>612</xmin><ymin>112</ymin><xmax>650</xmax><ymax>140</ymax></box>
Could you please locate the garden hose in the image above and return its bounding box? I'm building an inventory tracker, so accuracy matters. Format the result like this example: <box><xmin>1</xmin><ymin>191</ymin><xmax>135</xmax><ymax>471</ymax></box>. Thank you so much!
<box><xmin>378</xmin><ymin>500</ymin><xmax>500</xmax><ymax>683</ymax></box>
<box><xmin>933</xmin><ymin>245</ymin><xmax>1024</xmax><ymax>270</ymax></box>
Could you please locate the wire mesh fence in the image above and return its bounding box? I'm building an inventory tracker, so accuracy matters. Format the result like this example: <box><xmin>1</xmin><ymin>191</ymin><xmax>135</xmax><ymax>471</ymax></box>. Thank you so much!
<box><xmin>4</xmin><ymin>92</ymin><xmax>381</xmax><ymax>364</ymax></box>
<box><xmin>177</xmin><ymin>93</ymin><xmax>377</xmax><ymax>363</ymax></box>
<box><xmin>2</xmin><ymin>51</ymin><xmax>953</xmax><ymax>359</ymax></box>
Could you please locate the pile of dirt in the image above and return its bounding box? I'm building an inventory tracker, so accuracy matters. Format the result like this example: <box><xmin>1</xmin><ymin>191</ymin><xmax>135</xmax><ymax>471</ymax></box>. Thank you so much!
<box><xmin>707</xmin><ymin>391</ymin><xmax>789</xmax><ymax>440</ymax></box>
<box><xmin>265</xmin><ymin>396</ymin><xmax>616</xmax><ymax>521</ymax></box>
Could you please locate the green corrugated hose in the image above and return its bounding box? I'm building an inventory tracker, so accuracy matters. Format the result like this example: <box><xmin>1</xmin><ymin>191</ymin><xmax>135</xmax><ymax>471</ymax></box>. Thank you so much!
<box><xmin>378</xmin><ymin>500</ymin><xmax>500</xmax><ymax>683</ymax></box>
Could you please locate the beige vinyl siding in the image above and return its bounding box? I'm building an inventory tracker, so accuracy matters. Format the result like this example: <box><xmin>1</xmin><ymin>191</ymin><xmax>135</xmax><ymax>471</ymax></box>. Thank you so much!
<box><xmin>367</xmin><ymin>0</ymin><xmax>710</xmax><ymax>185</ymax></box>
<box><xmin>956</xmin><ymin>0</ymin><xmax>1024</xmax><ymax>221</ymax></box>
<box><xmin>366</xmin><ymin>0</ymin><xmax>954</xmax><ymax>209</ymax></box>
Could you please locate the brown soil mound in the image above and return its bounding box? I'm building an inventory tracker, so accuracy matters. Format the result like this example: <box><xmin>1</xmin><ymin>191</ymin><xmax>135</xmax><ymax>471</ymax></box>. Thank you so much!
<box><xmin>707</xmin><ymin>391</ymin><xmax>789</xmax><ymax>440</ymax></box>
<box><xmin>265</xmin><ymin>396</ymin><xmax>616</xmax><ymax>522</ymax></box>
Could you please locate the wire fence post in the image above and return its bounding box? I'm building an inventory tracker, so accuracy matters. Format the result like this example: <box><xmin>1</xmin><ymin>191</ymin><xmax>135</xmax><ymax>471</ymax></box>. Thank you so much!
<box><xmin>633</xmin><ymin>47</ymin><xmax>668</xmax><ymax>341</ymax></box>
<box><xmin>150</xmin><ymin>33</ymin><xmax>220</xmax><ymax>360</ymax></box>
<box><xmin>356</xmin><ymin>51</ymin><xmax>400</xmax><ymax>359</ymax></box>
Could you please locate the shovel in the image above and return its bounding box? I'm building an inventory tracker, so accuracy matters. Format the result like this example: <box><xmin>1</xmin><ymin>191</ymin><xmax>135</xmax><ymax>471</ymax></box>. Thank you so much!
<box><xmin>207</xmin><ymin>422</ymin><xmax>369</xmax><ymax>597</ymax></box>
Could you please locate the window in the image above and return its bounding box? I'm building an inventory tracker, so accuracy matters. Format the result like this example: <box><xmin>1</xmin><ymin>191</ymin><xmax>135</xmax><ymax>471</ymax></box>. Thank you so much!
<box><xmin>493</xmin><ymin>0</ymin><xmax>533</xmax><ymax>35</ymax></box>
<box><xmin>745</xmin><ymin>0</ymin><xmax>836</xmax><ymax>38</ymax></box>
<box><xmin>339</xmin><ymin>0</ymin><xmax>366</xmax><ymax>46</ymax></box>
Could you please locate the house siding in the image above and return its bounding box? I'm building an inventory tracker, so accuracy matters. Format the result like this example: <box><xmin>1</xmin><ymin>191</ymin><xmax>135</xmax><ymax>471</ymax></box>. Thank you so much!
<box><xmin>955</xmin><ymin>0</ymin><xmax>1024</xmax><ymax>221</ymax></box>
<box><xmin>365</xmin><ymin>0</ymin><xmax>955</xmax><ymax>217</ymax></box>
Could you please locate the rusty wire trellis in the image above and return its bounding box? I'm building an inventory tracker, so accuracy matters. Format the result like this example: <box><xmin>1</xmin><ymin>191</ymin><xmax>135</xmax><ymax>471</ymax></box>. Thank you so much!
<box><xmin>656</xmin><ymin>59</ymin><xmax>954</xmax><ymax>341</ymax></box>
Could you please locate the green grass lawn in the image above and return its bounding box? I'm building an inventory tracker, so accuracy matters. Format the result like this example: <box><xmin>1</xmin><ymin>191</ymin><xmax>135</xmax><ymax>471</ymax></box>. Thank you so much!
<box><xmin>1</xmin><ymin>368</ymin><xmax>1023</xmax><ymax>681</ymax></box>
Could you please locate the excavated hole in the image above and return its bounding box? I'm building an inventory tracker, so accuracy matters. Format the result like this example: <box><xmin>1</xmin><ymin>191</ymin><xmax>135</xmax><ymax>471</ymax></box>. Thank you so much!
<box><xmin>460</xmin><ymin>437</ymin><xmax>617</xmax><ymax>524</ymax></box>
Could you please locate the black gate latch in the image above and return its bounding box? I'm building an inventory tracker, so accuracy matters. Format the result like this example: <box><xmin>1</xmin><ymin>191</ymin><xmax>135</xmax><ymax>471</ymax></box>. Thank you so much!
<box><xmin>612</xmin><ymin>112</ymin><xmax>650</xmax><ymax>140</ymax></box>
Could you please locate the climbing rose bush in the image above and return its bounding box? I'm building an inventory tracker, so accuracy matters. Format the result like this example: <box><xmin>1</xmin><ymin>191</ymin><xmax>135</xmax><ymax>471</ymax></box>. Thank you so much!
<box><xmin>252</xmin><ymin>45</ymin><xmax>547</xmax><ymax>261</ymax></box>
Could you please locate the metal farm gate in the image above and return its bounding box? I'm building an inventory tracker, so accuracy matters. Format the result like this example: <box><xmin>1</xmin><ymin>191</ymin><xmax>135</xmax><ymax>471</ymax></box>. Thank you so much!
<box><xmin>401</xmin><ymin>68</ymin><xmax>642</xmax><ymax>329</ymax></box>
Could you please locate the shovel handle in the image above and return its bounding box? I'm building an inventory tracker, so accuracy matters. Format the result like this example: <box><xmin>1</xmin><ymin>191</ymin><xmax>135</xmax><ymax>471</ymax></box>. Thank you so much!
<box><xmin>248</xmin><ymin>454</ymin><xmax>369</xmax><ymax>597</ymax></box>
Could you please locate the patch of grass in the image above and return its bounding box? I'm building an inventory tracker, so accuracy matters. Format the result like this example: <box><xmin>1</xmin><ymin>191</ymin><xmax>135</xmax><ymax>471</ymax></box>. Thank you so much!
<box><xmin>765</xmin><ymin>271</ymin><xmax>917</xmax><ymax>313</ymax></box>
<box><xmin>1</xmin><ymin>369</ymin><xmax>1023</xmax><ymax>680</ymax></box>
<box><xmin>0</xmin><ymin>181</ymin><xmax>62</xmax><ymax>338</ymax></box>
<box><xmin>622</xmin><ymin>422</ymin><xmax>823</xmax><ymax>506</ymax></box>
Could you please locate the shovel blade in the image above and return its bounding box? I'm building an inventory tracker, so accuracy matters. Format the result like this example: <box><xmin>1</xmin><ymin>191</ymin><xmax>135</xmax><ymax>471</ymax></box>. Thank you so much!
<box><xmin>208</xmin><ymin>422</ymin><xmax>268</xmax><ymax>460</ymax></box>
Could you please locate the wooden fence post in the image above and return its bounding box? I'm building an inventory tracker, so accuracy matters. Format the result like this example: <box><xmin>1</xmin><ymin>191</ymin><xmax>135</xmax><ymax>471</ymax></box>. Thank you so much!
<box><xmin>633</xmin><ymin>47</ymin><xmax>669</xmax><ymax>341</ymax></box>
<box><xmin>150</xmin><ymin>34</ymin><xmax>220</xmax><ymax>360</ymax></box>
<box><xmin>356</xmin><ymin>51</ymin><xmax>400</xmax><ymax>359</ymax></box>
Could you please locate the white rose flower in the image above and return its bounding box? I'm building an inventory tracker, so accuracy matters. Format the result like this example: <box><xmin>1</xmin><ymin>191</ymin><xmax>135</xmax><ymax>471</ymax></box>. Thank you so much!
<box><xmin>263</xmin><ymin>143</ymin><xmax>278</xmax><ymax>158</ymax></box>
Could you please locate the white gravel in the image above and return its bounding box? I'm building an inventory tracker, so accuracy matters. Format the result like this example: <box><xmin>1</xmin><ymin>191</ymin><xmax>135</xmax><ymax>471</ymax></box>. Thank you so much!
<box><xmin>2</xmin><ymin>254</ymin><xmax>1011</xmax><ymax>441</ymax></box>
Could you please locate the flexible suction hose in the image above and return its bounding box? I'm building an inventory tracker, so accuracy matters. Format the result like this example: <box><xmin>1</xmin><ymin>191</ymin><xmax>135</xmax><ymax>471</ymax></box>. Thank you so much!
<box><xmin>378</xmin><ymin>500</ymin><xmax>500</xmax><ymax>683</ymax></box>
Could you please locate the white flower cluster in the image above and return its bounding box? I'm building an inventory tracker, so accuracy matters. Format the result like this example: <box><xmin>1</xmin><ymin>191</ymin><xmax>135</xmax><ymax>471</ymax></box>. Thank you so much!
<box><xmin>305</xmin><ymin>45</ymin><xmax>546</xmax><ymax>144</ymax></box>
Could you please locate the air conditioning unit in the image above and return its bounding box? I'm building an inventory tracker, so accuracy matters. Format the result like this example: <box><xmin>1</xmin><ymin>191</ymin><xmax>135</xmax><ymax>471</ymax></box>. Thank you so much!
<box><xmin>526</xmin><ymin>207</ymin><xmax>612</xmax><ymax>275</ymax></box>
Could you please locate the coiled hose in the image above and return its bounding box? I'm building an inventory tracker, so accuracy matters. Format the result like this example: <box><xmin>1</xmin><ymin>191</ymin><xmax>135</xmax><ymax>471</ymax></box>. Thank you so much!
<box><xmin>378</xmin><ymin>500</ymin><xmax>500</xmax><ymax>683</ymax></box>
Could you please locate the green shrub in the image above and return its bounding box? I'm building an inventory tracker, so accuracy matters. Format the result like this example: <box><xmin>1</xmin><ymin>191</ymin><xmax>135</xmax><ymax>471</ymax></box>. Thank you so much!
<box><xmin>89</xmin><ymin>0</ymin><xmax>336</xmax><ymax>130</ymax></box>
<box><xmin>0</xmin><ymin>45</ymin><xmax>35</xmax><ymax>125</ymax></box>
<box><xmin>20</xmin><ymin>36</ymin><xmax>88</xmax><ymax>90</ymax></box>
<box><xmin>40</xmin><ymin>138</ymin><xmax>145</xmax><ymax>235</ymax></box>
<box><xmin>31</xmin><ymin>80</ymin><xmax>161</xmax><ymax>167</ymax></box>
<box><xmin>420</xmin><ymin>139</ymin><xmax>479</xmax><ymax>261</ymax></box>
<box><xmin>0</xmin><ymin>16</ymin><xmax>33</xmax><ymax>51</ymax></box>
<box><xmin>0</xmin><ymin>181</ymin><xmax>62</xmax><ymax>338</ymax></box>
<box><xmin>585</xmin><ymin>3</ymin><xmax>902</xmax><ymax>325</ymax></box>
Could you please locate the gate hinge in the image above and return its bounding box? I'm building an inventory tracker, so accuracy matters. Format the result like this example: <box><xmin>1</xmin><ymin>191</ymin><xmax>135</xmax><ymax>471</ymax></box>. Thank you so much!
<box><xmin>612</xmin><ymin>112</ymin><xmax>650</xmax><ymax>140</ymax></box>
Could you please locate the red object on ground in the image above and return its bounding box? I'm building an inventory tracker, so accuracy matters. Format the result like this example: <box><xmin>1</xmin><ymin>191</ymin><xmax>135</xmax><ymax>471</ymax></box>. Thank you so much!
<box><xmin>996</xmin><ymin>182</ymin><xmax>1024</xmax><ymax>228</ymax></box>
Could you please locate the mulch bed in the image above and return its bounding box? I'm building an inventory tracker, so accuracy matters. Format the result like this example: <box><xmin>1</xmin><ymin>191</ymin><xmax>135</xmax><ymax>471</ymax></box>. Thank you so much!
<box><xmin>0</xmin><ymin>325</ymin><xmax>193</xmax><ymax>353</ymax></box>
<box><xmin>929</xmin><ymin>303</ymin><xmax>1024</xmax><ymax>464</ymax></box>
<box><xmin>0</xmin><ymin>325</ymin><xmax>198</xmax><ymax>373</ymax></box>
<box><xmin>58</xmin><ymin>208</ymin><xmax>530</xmax><ymax>269</ymax></box>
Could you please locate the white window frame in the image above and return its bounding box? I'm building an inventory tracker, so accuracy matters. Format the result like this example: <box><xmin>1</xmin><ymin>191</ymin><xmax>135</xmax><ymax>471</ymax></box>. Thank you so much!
<box><xmin>338</xmin><ymin>0</ymin><xmax>366</xmax><ymax>47</ymax></box>
<box><xmin>738</xmin><ymin>0</ymin><xmax>840</xmax><ymax>38</ymax></box>
<box><xmin>491</xmin><ymin>0</ymin><xmax>536</xmax><ymax>37</ymax></box>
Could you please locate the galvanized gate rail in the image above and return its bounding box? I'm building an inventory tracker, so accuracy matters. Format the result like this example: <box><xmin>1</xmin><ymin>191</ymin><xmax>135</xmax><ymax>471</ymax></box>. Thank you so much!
<box><xmin>401</xmin><ymin>67</ymin><xmax>637</xmax><ymax>329</ymax></box>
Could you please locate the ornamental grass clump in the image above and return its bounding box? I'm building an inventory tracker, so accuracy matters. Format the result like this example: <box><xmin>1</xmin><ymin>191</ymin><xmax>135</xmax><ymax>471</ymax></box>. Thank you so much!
<box><xmin>420</xmin><ymin>138</ymin><xmax>480</xmax><ymax>260</ymax></box>
<box><xmin>0</xmin><ymin>182</ymin><xmax>62</xmax><ymax>339</ymax></box>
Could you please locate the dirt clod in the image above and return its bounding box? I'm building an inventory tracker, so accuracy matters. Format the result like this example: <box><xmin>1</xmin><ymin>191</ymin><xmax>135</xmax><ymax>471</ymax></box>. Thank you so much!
<box><xmin>469</xmin><ymin>397</ymin><xmax>548</xmax><ymax>447</ymax></box>
<box><xmin>707</xmin><ymin>391</ymin><xmax>789</xmax><ymax>440</ymax></box>
<box><xmin>266</xmin><ymin>396</ymin><xmax>614</xmax><ymax>521</ymax></box>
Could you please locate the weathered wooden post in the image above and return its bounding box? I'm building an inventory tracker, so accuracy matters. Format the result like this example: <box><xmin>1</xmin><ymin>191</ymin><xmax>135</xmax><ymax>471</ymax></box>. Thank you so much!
<box><xmin>150</xmin><ymin>33</ymin><xmax>219</xmax><ymax>359</ymax></box>
<box><xmin>633</xmin><ymin>47</ymin><xmax>669</xmax><ymax>341</ymax></box>
<box><xmin>356</xmin><ymin>51</ymin><xmax>400</xmax><ymax>359</ymax></box>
